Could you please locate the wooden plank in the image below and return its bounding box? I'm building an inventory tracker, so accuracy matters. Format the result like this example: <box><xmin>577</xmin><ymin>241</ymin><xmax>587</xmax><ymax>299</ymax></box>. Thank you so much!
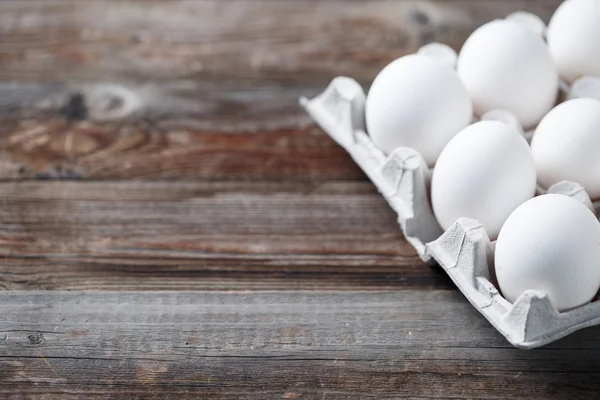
<box><xmin>0</xmin><ymin>97</ymin><xmax>363</xmax><ymax>181</ymax></box>
<box><xmin>1</xmin><ymin>291</ymin><xmax>600</xmax><ymax>398</ymax></box>
<box><xmin>0</xmin><ymin>0</ymin><xmax>563</xmax><ymax>82</ymax></box>
<box><xmin>0</xmin><ymin>0</ymin><xmax>562</xmax><ymax>181</ymax></box>
<box><xmin>0</xmin><ymin>181</ymin><xmax>453</xmax><ymax>291</ymax></box>
<box><xmin>0</xmin><ymin>79</ymin><xmax>356</xmax><ymax>181</ymax></box>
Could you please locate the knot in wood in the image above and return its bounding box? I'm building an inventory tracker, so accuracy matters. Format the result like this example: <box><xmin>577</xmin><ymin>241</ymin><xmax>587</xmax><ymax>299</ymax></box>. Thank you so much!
<box><xmin>81</xmin><ymin>83</ymin><xmax>143</xmax><ymax>122</ymax></box>
<box><xmin>27</xmin><ymin>332</ymin><xmax>44</xmax><ymax>346</ymax></box>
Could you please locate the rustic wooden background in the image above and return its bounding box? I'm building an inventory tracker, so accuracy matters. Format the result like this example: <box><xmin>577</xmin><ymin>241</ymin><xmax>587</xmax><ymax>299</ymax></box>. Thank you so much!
<box><xmin>4</xmin><ymin>1</ymin><xmax>600</xmax><ymax>398</ymax></box>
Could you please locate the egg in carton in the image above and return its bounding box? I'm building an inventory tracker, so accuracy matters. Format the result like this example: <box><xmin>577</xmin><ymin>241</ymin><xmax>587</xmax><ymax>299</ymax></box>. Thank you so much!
<box><xmin>300</xmin><ymin>53</ymin><xmax>600</xmax><ymax>349</ymax></box>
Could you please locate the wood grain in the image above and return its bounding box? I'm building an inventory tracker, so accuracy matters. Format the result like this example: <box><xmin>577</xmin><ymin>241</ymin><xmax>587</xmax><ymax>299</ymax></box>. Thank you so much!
<box><xmin>0</xmin><ymin>0</ymin><xmax>563</xmax><ymax>82</ymax></box>
<box><xmin>0</xmin><ymin>0</ymin><xmax>562</xmax><ymax>181</ymax></box>
<box><xmin>0</xmin><ymin>180</ymin><xmax>452</xmax><ymax>291</ymax></box>
<box><xmin>0</xmin><ymin>80</ymin><xmax>363</xmax><ymax>181</ymax></box>
<box><xmin>2</xmin><ymin>1</ymin><xmax>591</xmax><ymax>397</ymax></box>
<box><xmin>2</xmin><ymin>291</ymin><xmax>600</xmax><ymax>399</ymax></box>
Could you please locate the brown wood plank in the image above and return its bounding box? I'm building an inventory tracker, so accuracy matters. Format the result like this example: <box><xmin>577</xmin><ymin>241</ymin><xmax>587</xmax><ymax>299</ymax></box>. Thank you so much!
<box><xmin>0</xmin><ymin>95</ymin><xmax>362</xmax><ymax>181</ymax></box>
<box><xmin>1</xmin><ymin>290</ymin><xmax>600</xmax><ymax>398</ymax></box>
<box><xmin>0</xmin><ymin>0</ymin><xmax>562</xmax><ymax>181</ymax></box>
<box><xmin>0</xmin><ymin>180</ymin><xmax>452</xmax><ymax>291</ymax></box>
<box><xmin>0</xmin><ymin>80</ymin><xmax>358</xmax><ymax>181</ymax></box>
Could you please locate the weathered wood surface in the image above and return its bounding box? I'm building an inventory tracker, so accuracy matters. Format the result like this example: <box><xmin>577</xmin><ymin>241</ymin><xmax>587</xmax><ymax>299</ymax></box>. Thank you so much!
<box><xmin>0</xmin><ymin>181</ymin><xmax>449</xmax><ymax>291</ymax></box>
<box><xmin>0</xmin><ymin>0</ymin><xmax>562</xmax><ymax>81</ymax></box>
<box><xmin>3</xmin><ymin>291</ymin><xmax>600</xmax><ymax>399</ymax></box>
<box><xmin>0</xmin><ymin>0</ymin><xmax>561</xmax><ymax>181</ymax></box>
<box><xmin>3</xmin><ymin>0</ymin><xmax>595</xmax><ymax>398</ymax></box>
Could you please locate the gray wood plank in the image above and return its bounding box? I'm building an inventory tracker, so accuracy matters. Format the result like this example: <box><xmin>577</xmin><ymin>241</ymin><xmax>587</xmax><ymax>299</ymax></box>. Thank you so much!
<box><xmin>1</xmin><ymin>291</ymin><xmax>600</xmax><ymax>398</ymax></box>
<box><xmin>0</xmin><ymin>1</ymin><xmax>562</xmax><ymax>82</ymax></box>
<box><xmin>0</xmin><ymin>181</ymin><xmax>451</xmax><ymax>291</ymax></box>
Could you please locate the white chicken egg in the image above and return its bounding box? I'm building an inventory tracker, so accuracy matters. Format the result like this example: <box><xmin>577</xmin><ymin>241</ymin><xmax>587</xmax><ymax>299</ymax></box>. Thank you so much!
<box><xmin>365</xmin><ymin>54</ymin><xmax>472</xmax><ymax>167</ymax></box>
<box><xmin>547</xmin><ymin>0</ymin><xmax>600</xmax><ymax>83</ymax></box>
<box><xmin>431</xmin><ymin>121</ymin><xmax>536</xmax><ymax>239</ymax></box>
<box><xmin>495</xmin><ymin>194</ymin><xmax>600</xmax><ymax>311</ymax></box>
<box><xmin>456</xmin><ymin>19</ymin><xmax>559</xmax><ymax>128</ymax></box>
<box><xmin>531</xmin><ymin>98</ymin><xmax>600</xmax><ymax>200</ymax></box>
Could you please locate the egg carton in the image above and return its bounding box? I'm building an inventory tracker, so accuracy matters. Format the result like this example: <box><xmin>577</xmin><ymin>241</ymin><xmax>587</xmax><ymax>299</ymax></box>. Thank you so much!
<box><xmin>300</xmin><ymin>76</ymin><xmax>600</xmax><ymax>349</ymax></box>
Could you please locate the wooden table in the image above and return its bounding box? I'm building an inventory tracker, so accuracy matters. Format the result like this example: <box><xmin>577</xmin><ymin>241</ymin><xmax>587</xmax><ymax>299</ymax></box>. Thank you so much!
<box><xmin>2</xmin><ymin>1</ymin><xmax>599</xmax><ymax>398</ymax></box>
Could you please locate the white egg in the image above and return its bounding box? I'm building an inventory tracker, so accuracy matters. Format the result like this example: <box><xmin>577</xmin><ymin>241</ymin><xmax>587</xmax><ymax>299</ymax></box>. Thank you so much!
<box><xmin>531</xmin><ymin>98</ymin><xmax>600</xmax><ymax>200</ymax></box>
<box><xmin>547</xmin><ymin>0</ymin><xmax>600</xmax><ymax>83</ymax></box>
<box><xmin>431</xmin><ymin>121</ymin><xmax>536</xmax><ymax>239</ymax></box>
<box><xmin>495</xmin><ymin>194</ymin><xmax>600</xmax><ymax>311</ymax></box>
<box><xmin>456</xmin><ymin>19</ymin><xmax>559</xmax><ymax>129</ymax></box>
<box><xmin>365</xmin><ymin>54</ymin><xmax>472</xmax><ymax>167</ymax></box>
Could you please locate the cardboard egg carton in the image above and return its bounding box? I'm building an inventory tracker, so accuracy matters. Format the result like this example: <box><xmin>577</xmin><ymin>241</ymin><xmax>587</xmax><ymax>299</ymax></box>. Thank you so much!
<box><xmin>300</xmin><ymin>76</ymin><xmax>600</xmax><ymax>349</ymax></box>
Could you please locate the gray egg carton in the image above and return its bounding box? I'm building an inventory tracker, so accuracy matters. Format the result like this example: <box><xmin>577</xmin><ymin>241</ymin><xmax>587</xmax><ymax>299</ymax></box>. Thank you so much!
<box><xmin>300</xmin><ymin>76</ymin><xmax>600</xmax><ymax>349</ymax></box>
